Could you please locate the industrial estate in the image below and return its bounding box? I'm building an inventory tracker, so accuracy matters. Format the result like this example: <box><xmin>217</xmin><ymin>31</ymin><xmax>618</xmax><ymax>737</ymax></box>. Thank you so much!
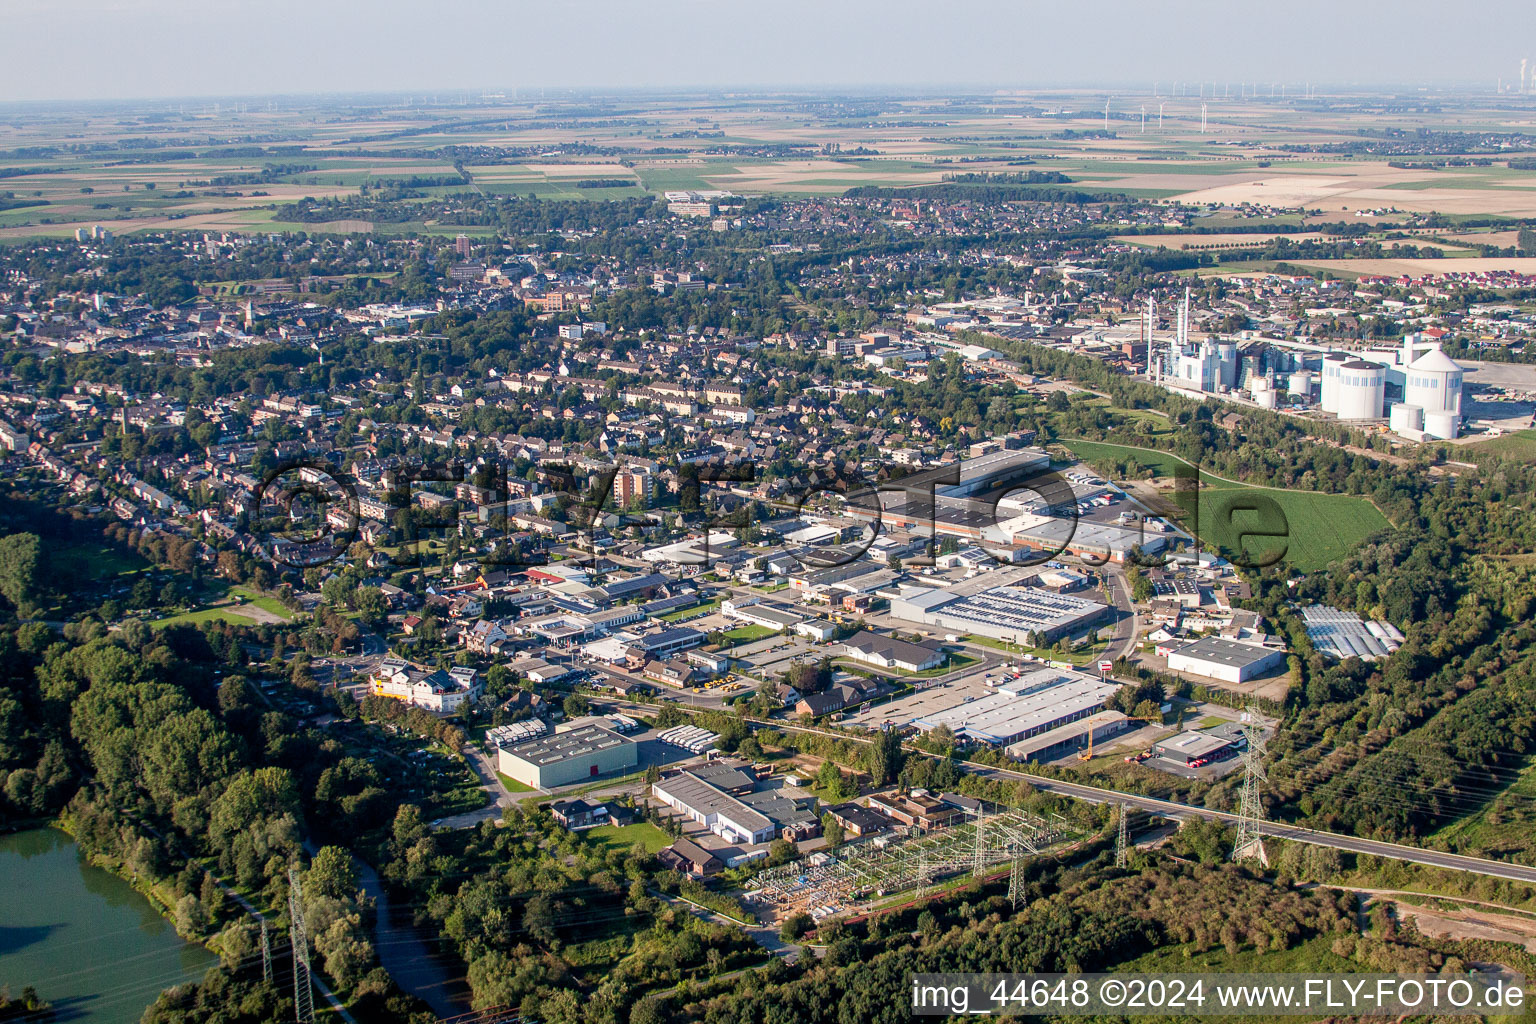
<box><xmin>3</xmin><ymin>15</ymin><xmax>1536</xmax><ymax>1024</ymax></box>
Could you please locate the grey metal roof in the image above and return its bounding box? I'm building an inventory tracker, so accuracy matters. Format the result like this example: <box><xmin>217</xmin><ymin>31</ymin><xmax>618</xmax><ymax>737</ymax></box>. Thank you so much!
<box><xmin>502</xmin><ymin>724</ymin><xmax>631</xmax><ymax>767</ymax></box>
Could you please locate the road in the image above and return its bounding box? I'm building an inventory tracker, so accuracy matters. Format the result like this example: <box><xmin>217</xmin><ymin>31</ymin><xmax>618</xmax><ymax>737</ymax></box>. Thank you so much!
<box><xmin>1098</xmin><ymin>567</ymin><xmax>1139</xmax><ymax>663</ymax></box>
<box><xmin>955</xmin><ymin>757</ymin><xmax>1536</xmax><ymax>886</ymax></box>
<box><xmin>597</xmin><ymin>698</ymin><xmax>1536</xmax><ymax>887</ymax></box>
<box><xmin>433</xmin><ymin>745</ymin><xmax>519</xmax><ymax>829</ymax></box>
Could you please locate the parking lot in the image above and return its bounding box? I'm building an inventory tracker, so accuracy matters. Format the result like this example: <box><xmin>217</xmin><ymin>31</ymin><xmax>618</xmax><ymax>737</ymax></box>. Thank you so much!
<box><xmin>732</xmin><ymin>635</ymin><xmax>824</xmax><ymax>675</ymax></box>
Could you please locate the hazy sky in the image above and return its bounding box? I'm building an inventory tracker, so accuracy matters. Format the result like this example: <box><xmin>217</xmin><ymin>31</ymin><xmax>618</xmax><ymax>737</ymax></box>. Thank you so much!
<box><xmin>5</xmin><ymin>0</ymin><xmax>1530</xmax><ymax>103</ymax></box>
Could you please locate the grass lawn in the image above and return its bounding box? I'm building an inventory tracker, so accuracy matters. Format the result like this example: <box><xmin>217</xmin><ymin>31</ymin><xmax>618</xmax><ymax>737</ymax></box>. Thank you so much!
<box><xmin>840</xmin><ymin>652</ymin><xmax>981</xmax><ymax>678</ymax></box>
<box><xmin>723</xmin><ymin>624</ymin><xmax>778</xmax><ymax>643</ymax></box>
<box><xmin>1467</xmin><ymin>428</ymin><xmax>1536</xmax><ymax>462</ymax></box>
<box><xmin>581</xmin><ymin>821</ymin><xmax>671</xmax><ymax>854</ymax></box>
<box><xmin>660</xmin><ymin>598</ymin><xmax>720</xmax><ymax>622</ymax></box>
<box><xmin>963</xmin><ymin>635</ymin><xmax>1097</xmax><ymax>666</ymax></box>
<box><xmin>910</xmin><ymin>652</ymin><xmax>979</xmax><ymax>677</ymax></box>
<box><xmin>149</xmin><ymin>582</ymin><xmax>295</xmax><ymax>630</ymax></box>
<box><xmin>1193</xmin><ymin>487</ymin><xmax>1390</xmax><ymax>573</ymax></box>
<box><xmin>150</xmin><ymin>605</ymin><xmax>262</xmax><ymax>630</ymax></box>
<box><xmin>495</xmin><ymin>772</ymin><xmax>535</xmax><ymax>793</ymax></box>
<box><xmin>228</xmin><ymin>585</ymin><xmax>293</xmax><ymax>619</ymax></box>
<box><xmin>54</xmin><ymin>541</ymin><xmax>149</xmax><ymax>582</ymax></box>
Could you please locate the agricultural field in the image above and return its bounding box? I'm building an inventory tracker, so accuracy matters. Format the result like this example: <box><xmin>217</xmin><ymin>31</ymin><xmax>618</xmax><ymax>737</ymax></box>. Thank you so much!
<box><xmin>6</xmin><ymin>89</ymin><xmax>1536</xmax><ymax>241</ymax></box>
<box><xmin>1061</xmin><ymin>439</ymin><xmax>1390</xmax><ymax>572</ymax></box>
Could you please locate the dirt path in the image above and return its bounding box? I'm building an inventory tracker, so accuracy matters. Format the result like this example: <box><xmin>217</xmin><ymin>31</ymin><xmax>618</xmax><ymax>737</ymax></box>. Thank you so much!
<box><xmin>1353</xmin><ymin>889</ymin><xmax>1536</xmax><ymax>952</ymax></box>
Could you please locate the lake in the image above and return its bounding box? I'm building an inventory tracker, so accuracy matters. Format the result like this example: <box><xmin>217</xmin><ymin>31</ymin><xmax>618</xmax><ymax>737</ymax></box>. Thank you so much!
<box><xmin>0</xmin><ymin>828</ymin><xmax>217</xmax><ymax>1023</ymax></box>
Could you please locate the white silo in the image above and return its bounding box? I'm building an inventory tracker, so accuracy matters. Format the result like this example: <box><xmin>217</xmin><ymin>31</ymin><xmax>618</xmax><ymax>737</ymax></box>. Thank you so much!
<box><xmin>1255</xmin><ymin>387</ymin><xmax>1278</xmax><ymax>409</ymax></box>
<box><xmin>1389</xmin><ymin>403</ymin><xmax>1424</xmax><ymax>434</ymax></box>
<box><xmin>1404</xmin><ymin>345</ymin><xmax>1463</xmax><ymax>419</ymax></box>
<box><xmin>1320</xmin><ymin>352</ymin><xmax>1349</xmax><ymax>414</ymax></box>
<box><xmin>1287</xmin><ymin>370</ymin><xmax>1313</xmax><ymax>400</ymax></box>
<box><xmin>1424</xmin><ymin>410</ymin><xmax>1460</xmax><ymax>440</ymax></box>
<box><xmin>1336</xmin><ymin>360</ymin><xmax>1385</xmax><ymax>420</ymax></box>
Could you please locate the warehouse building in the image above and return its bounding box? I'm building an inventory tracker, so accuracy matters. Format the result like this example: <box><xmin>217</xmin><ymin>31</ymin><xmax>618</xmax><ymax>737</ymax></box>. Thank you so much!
<box><xmin>840</xmin><ymin>631</ymin><xmax>945</xmax><ymax>672</ymax></box>
<box><xmin>1004</xmin><ymin>710</ymin><xmax>1130</xmax><ymax>763</ymax></box>
<box><xmin>652</xmin><ymin>768</ymin><xmax>820</xmax><ymax>844</ymax></box>
<box><xmin>1152</xmin><ymin>729</ymin><xmax>1240</xmax><ymax>766</ymax></box>
<box><xmin>913</xmin><ymin>667</ymin><xmax>1122</xmax><ymax>747</ymax></box>
<box><xmin>889</xmin><ymin>584</ymin><xmax>1108</xmax><ymax>643</ymax></box>
<box><xmin>721</xmin><ymin>598</ymin><xmax>805</xmax><ymax>632</ymax></box>
<box><xmin>629</xmin><ymin>626</ymin><xmax>706</xmax><ymax>659</ymax></box>
<box><xmin>1165</xmin><ymin>636</ymin><xmax>1286</xmax><ymax>684</ymax></box>
<box><xmin>497</xmin><ymin>723</ymin><xmax>638</xmax><ymax>789</ymax></box>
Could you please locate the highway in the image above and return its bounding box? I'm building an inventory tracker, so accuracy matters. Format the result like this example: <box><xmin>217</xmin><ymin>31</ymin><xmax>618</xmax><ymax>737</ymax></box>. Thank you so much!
<box><xmin>597</xmin><ymin>697</ymin><xmax>1536</xmax><ymax>887</ymax></box>
<box><xmin>956</xmin><ymin>757</ymin><xmax>1536</xmax><ymax>886</ymax></box>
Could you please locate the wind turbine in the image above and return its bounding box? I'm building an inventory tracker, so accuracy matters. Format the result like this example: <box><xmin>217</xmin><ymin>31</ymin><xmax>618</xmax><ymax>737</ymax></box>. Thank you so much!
<box><xmin>1141</xmin><ymin>105</ymin><xmax>1147</xmax><ymax>133</ymax></box>
<box><xmin>1158</xmin><ymin>101</ymin><xmax>1165</xmax><ymax>129</ymax></box>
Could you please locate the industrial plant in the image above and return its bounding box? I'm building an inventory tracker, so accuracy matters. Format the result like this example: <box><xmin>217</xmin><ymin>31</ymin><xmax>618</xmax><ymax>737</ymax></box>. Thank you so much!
<box><xmin>1144</xmin><ymin>290</ymin><xmax>1466</xmax><ymax>440</ymax></box>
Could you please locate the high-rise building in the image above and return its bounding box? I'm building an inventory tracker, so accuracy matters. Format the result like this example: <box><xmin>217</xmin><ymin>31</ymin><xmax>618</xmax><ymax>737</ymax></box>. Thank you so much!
<box><xmin>614</xmin><ymin>468</ymin><xmax>652</xmax><ymax>509</ymax></box>
<box><xmin>455</xmin><ymin>233</ymin><xmax>472</xmax><ymax>258</ymax></box>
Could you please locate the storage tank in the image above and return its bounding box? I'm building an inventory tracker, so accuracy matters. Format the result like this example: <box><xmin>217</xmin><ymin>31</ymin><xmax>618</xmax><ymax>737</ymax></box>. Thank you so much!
<box><xmin>1335</xmin><ymin>360</ymin><xmax>1385</xmax><ymax>420</ymax></box>
<box><xmin>1287</xmin><ymin>370</ymin><xmax>1313</xmax><ymax>399</ymax></box>
<box><xmin>1389</xmin><ymin>403</ymin><xmax>1424</xmax><ymax>434</ymax></box>
<box><xmin>1255</xmin><ymin>388</ymin><xmax>1278</xmax><ymax>409</ymax></box>
<box><xmin>1404</xmin><ymin>345</ymin><xmax>1464</xmax><ymax>418</ymax></box>
<box><xmin>1320</xmin><ymin>352</ymin><xmax>1349</xmax><ymax>414</ymax></box>
<box><xmin>1424</xmin><ymin>409</ymin><xmax>1460</xmax><ymax>440</ymax></box>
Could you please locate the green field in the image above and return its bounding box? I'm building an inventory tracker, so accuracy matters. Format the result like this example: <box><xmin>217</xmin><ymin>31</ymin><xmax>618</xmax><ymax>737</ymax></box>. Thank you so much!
<box><xmin>150</xmin><ymin>605</ymin><xmax>267</xmax><ymax>629</ymax></box>
<box><xmin>1467</xmin><ymin>428</ymin><xmax>1536</xmax><ymax>461</ymax></box>
<box><xmin>1062</xmin><ymin>439</ymin><xmax>1391</xmax><ymax>572</ymax></box>
<box><xmin>54</xmin><ymin>541</ymin><xmax>149</xmax><ymax>582</ymax></box>
<box><xmin>580</xmin><ymin>822</ymin><xmax>671</xmax><ymax>854</ymax></box>
<box><xmin>149</xmin><ymin>583</ymin><xmax>294</xmax><ymax>630</ymax></box>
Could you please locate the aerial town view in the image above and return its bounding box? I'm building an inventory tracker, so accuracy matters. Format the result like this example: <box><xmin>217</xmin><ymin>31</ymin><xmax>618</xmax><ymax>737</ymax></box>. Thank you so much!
<box><xmin>4</xmin><ymin>3</ymin><xmax>1536</xmax><ymax>1023</ymax></box>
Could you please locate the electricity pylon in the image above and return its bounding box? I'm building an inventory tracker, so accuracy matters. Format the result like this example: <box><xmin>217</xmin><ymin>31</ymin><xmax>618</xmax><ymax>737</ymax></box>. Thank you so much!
<box><xmin>288</xmin><ymin>865</ymin><xmax>315</xmax><ymax>1024</ymax></box>
<box><xmin>1231</xmin><ymin>706</ymin><xmax>1270</xmax><ymax>865</ymax></box>
<box><xmin>1115</xmin><ymin>804</ymin><xmax>1129</xmax><ymax>869</ymax></box>
<box><xmin>260</xmin><ymin>919</ymin><xmax>271</xmax><ymax>983</ymax></box>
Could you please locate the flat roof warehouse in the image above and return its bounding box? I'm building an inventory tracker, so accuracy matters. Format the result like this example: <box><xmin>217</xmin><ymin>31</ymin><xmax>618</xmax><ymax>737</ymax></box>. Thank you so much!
<box><xmin>890</xmin><ymin>584</ymin><xmax>1108</xmax><ymax>643</ymax></box>
<box><xmin>913</xmin><ymin>667</ymin><xmax>1122</xmax><ymax>746</ymax></box>
<box><xmin>502</xmin><ymin>724</ymin><xmax>630</xmax><ymax>767</ymax></box>
<box><xmin>867</xmin><ymin>488</ymin><xmax>1164</xmax><ymax>564</ymax></box>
